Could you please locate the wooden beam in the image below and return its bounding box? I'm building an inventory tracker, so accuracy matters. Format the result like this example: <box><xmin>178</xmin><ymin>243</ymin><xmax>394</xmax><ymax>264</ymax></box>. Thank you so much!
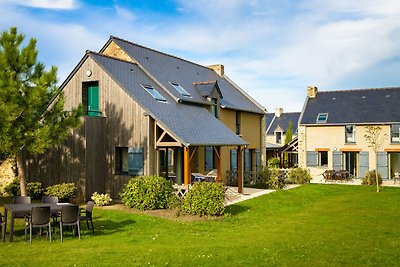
<box><xmin>156</xmin><ymin>141</ymin><xmax>181</xmax><ymax>147</ymax></box>
<box><xmin>184</xmin><ymin>146</ymin><xmax>190</xmax><ymax>186</ymax></box>
<box><xmin>237</xmin><ymin>146</ymin><xmax>243</xmax><ymax>193</ymax></box>
<box><xmin>215</xmin><ymin>146</ymin><xmax>221</xmax><ymax>182</ymax></box>
<box><xmin>189</xmin><ymin>147</ymin><xmax>197</xmax><ymax>162</ymax></box>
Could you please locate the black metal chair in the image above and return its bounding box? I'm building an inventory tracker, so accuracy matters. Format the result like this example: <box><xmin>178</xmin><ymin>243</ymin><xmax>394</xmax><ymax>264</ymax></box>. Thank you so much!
<box><xmin>13</xmin><ymin>196</ymin><xmax>31</xmax><ymax>204</ymax></box>
<box><xmin>42</xmin><ymin>196</ymin><xmax>59</xmax><ymax>203</ymax></box>
<box><xmin>80</xmin><ymin>201</ymin><xmax>95</xmax><ymax>233</ymax></box>
<box><xmin>59</xmin><ymin>205</ymin><xmax>80</xmax><ymax>241</ymax></box>
<box><xmin>0</xmin><ymin>213</ymin><xmax>5</xmax><ymax>242</ymax></box>
<box><xmin>25</xmin><ymin>206</ymin><xmax>52</xmax><ymax>244</ymax></box>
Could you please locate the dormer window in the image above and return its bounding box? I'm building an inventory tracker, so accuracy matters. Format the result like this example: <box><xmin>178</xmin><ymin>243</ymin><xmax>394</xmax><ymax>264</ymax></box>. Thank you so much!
<box><xmin>316</xmin><ymin>113</ymin><xmax>328</xmax><ymax>123</ymax></box>
<box><xmin>169</xmin><ymin>82</ymin><xmax>191</xmax><ymax>97</ymax></box>
<box><xmin>141</xmin><ymin>84</ymin><xmax>167</xmax><ymax>102</ymax></box>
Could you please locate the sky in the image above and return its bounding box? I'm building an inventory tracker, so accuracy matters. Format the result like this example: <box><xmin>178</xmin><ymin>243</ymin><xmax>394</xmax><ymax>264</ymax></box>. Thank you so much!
<box><xmin>1</xmin><ymin>0</ymin><xmax>400</xmax><ymax>112</ymax></box>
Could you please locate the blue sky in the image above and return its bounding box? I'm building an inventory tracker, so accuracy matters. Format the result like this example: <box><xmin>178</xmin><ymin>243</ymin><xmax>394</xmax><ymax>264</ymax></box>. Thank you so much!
<box><xmin>1</xmin><ymin>0</ymin><xmax>400</xmax><ymax>111</ymax></box>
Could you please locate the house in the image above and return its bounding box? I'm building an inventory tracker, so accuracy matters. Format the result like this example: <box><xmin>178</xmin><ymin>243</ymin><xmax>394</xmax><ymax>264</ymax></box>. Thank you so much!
<box><xmin>266</xmin><ymin>108</ymin><xmax>300</xmax><ymax>167</ymax></box>
<box><xmin>24</xmin><ymin>36</ymin><xmax>266</xmax><ymax>200</ymax></box>
<box><xmin>298</xmin><ymin>86</ymin><xmax>400</xmax><ymax>180</ymax></box>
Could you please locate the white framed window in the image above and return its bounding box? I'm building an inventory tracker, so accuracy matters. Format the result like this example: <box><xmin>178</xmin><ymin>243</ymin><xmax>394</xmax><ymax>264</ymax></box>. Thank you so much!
<box><xmin>345</xmin><ymin>125</ymin><xmax>356</xmax><ymax>143</ymax></box>
<box><xmin>316</xmin><ymin>113</ymin><xmax>328</xmax><ymax>123</ymax></box>
<box><xmin>391</xmin><ymin>124</ymin><xmax>400</xmax><ymax>143</ymax></box>
<box><xmin>141</xmin><ymin>84</ymin><xmax>167</xmax><ymax>102</ymax></box>
<box><xmin>169</xmin><ymin>82</ymin><xmax>191</xmax><ymax>97</ymax></box>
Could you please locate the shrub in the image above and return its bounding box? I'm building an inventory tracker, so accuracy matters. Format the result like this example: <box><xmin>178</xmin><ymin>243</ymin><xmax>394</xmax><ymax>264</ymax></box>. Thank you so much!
<box><xmin>181</xmin><ymin>182</ymin><xmax>225</xmax><ymax>216</ymax></box>
<box><xmin>362</xmin><ymin>170</ymin><xmax>382</xmax><ymax>185</ymax></box>
<box><xmin>267</xmin><ymin>157</ymin><xmax>280</xmax><ymax>168</ymax></box>
<box><xmin>26</xmin><ymin>182</ymin><xmax>44</xmax><ymax>199</ymax></box>
<box><xmin>257</xmin><ymin>166</ymin><xmax>285</xmax><ymax>189</ymax></box>
<box><xmin>45</xmin><ymin>183</ymin><xmax>76</xmax><ymax>202</ymax></box>
<box><xmin>287</xmin><ymin>167</ymin><xmax>312</xmax><ymax>184</ymax></box>
<box><xmin>4</xmin><ymin>178</ymin><xmax>20</xmax><ymax>196</ymax></box>
<box><xmin>91</xmin><ymin>192</ymin><xmax>112</xmax><ymax>206</ymax></box>
<box><xmin>120</xmin><ymin>176</ymin><xmax>175</xmax><ymax>210</ymax></box>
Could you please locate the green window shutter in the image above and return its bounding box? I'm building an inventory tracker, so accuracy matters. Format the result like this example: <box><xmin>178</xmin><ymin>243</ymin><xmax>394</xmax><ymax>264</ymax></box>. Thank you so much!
<box><xmin>332</xmin><ymin>151</ymin><xmax>343</xmax><ymax>170</ymax></box>
<box><xmin>230</xmin><ymin>149</ymin><xmax>238</xmax><ymax>171</ymax></box>
<box><xmin>306</xmin><ymin>151</ymin><xmax>318</xmax><ymax>167</ymax></box>
<box><xmin>377</xmin><ymin>152</ymin><xmax>388</xmax><ymax>179</ymax></box>
<box><xmin>359</xmin><ymin>152</ymin><xmax>369</xmax><ymax>178</ymax></box>
<box><xmin>128</xmin><ymin>147</ymin><xmax>144</xmax><ymax>176</ymax></box>
<box><xmin>88</xmin><ymin>82</ymin><xmax>100</xmax><ymax>116</ymax></box>
<box><xmin>205</xmin><ymin>146</ymin><xmax>214</xmax><ymax>171</ymax></box>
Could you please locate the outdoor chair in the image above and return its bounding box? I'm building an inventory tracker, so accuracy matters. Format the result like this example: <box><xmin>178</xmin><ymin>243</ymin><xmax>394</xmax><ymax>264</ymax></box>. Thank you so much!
<box><xmin>80</xmin><ymin>201</ymin><xmax>95</xmax><ymax>233</ymax></box>
<box><xmin>13</xmin><ymin>196</ymin><xmax>31</xmax><ymax>204</ymax></box>
<box><xmin>0</xmin><ymin>213</ymin><xmax>5</xmax><ymax>242</ymax></box>
<box><xmin>25</xmin><ymin>206</ymin><xmax>52</xmax><ymax>244</ymax></box>
<box><xmin>59</xmin><ymin>205</ymin><xmax>80</xmax><ymax>241</ymax></box>
<box><xmin>42</xmin><ymin>196</ymin><xmax>59</xmax><ymax>203</ymax></box>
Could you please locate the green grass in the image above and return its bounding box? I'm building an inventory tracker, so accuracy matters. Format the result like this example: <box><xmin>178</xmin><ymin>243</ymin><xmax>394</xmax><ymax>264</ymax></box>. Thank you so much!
<box><xmin>2</xmin><ymin>184</ymin><xmax>400</xmax><ymax>266</ymax></box>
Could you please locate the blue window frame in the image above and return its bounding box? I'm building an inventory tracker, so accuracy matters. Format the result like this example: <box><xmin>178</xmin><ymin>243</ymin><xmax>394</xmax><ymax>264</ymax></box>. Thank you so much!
<box><xmin>316</xmin><ymin>113</ymin><xmax>328</xmax><ymax>123</ymax></box>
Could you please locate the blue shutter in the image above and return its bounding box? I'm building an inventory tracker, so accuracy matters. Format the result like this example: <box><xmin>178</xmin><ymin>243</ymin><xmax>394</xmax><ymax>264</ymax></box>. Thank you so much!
<box><xmin>255</xmin><ymin>149</ymin><xmax>261</xmax><ymax>174</ymax></box>
<box><xmin>377</xmin><ymin>152</ymin><xmax>388</xmax><ymax>179</ymax></box>
<box><xmin>244</xmin><ymin>149</ymin><xmax>250</xmax><ymax>172</ymax></box>
<box><xmin>359</xmin><ymin>152</ymin><xmax>369</xmax><ymax>178</ymax></box>
<box><xmin>128</xmin><ymin>147</ymin><xmax>144</xmax><ymax>176</ymax></box>
<box><xmin>205</xmin><ymin>146</ymin><xmax>213</xmax><ymax>171</ymax></box>
<box><xmin>306</xmin><ymin>151</ymin><xmax>318</xmax><ymax>167</ymax></box>
<box><xmin>332</xmin><ymin>151</ymin><xmax>342</xmax><ymax>170</ymax></box>
<box><xmin>230</xmin><ymin>149</ymin><xmax>238</xmax><ymax>171</ymax></box>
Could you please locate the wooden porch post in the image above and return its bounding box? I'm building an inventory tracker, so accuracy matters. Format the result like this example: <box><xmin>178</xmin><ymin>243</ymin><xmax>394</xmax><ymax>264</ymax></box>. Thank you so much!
<box><xmin>184</xmin><ymin>146</ymin><xmax>190</xmax><ymax>186</ymax></box>
<box><xmin>215</xmin><ymin>146</ymin><xmax>221</xmax><ymax>182</ymax></box>
<box><xmin>238</xmin><ymin>146</ymin><xmax>243</xmax><ymax>193</ymax></box>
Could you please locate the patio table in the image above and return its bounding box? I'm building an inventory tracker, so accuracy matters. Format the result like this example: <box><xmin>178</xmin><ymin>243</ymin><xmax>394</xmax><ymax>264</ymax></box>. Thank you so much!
<box><xmin>4</xmin><ymin>203</ymin><xmax>71</xmax><ymax>242</ymax></box>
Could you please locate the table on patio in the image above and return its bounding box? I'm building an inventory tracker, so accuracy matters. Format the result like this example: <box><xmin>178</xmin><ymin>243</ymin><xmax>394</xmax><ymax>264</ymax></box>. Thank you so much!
<box><xmin>4</xmin><ymin>203</ymin><xmax>71</xmax><ymax>242</ymax></box>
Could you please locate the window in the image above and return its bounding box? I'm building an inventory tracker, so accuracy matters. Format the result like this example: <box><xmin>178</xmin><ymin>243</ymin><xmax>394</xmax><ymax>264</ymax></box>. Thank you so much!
<box><xmin>210</xmin><ymin>98</ymin><xmax>218</xmax><ymax>118</ymax></box>
<box><xmin>318</xmin><ymin>151</ymin><xmax>328</xmax><ymax>166</ymax></box>
<box><xmin>275</xmin><ymin>132</ymin><xmax>282</xmax><ymax>144</ymax></box>
<box><xmin>230</xmin><ymin>149</ymin><xmax>238</xmax><ymax>171</ymax></box>
<box><xmin>115</xmin><ymin>147</ymin><xmax>144</xmax><ymax>175</ymax></box>
<box><xmin>236</xmin><ymin>111</ymin><xmax>241</xmax><ymax>135</ymax></box>
<box><xmin>169</xmin><ymin>82</ymin><xmax>191</xmax><ymax>97</ymax></box>
<box><xmin>141</xmin><ymin>84</ymin><xmax>167</xmax><ymax>102</ymax></box>
<box><xmin>82</xmin><ymin>81</ymin><xmax>101</xmax><ymax>116</ymax></box>
<box><xmin>345</xmin><ymin>125</ymin><xmax>355</xmax><ymax>143</ymax></box>
<box><xmin>244</xmin><ymin>149</ymin><xmax>251</xmax><ymax>175</ymax></box>
<box><xmin>391</xmin><ymin>124</ymin><xmax>400</xmax><ymax>143</ymax></box>
<box><xmin>316</xmin><ymin>113</ymin><xmax>328</xmax><ymax>123</ymax></box>
<box><xmin>205</xmin><ymin>146</ymin><xmax>215</xmax><ymax>171</ymax></box>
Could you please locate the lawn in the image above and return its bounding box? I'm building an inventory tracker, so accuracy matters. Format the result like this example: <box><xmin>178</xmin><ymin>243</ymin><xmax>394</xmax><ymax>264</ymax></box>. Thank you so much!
<box><xmin>1</xmin><ymin>184</ymin><xmax>400</xmax><ymax>266</ymax></box>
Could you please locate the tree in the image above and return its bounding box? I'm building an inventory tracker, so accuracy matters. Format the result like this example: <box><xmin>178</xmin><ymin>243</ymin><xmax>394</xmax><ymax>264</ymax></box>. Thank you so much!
<box><xmin>364</xmin><ymin>126</ymin><xmax>387</xmax><ymax>192</ymax></box>
<box><xmin>0</xmin><ymin>27</ymin><xmax>82</xmax><ymax>196</ymax></box>
<box><xmin>285</xmin><ymin>120</ymin><xmax>293</xmax><ymax>145</ymax></box>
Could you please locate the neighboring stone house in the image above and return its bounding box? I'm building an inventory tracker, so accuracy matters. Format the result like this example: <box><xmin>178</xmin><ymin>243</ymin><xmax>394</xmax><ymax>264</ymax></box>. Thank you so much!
<box><xmin>24</xmin><ymin>36</ymin><xmax>266</xmax><ymax>200</ymax></box>
<box><xmin>298</xmin><ymin>86</ymin><xmax>400</xmax><ymax>180</ymax></box>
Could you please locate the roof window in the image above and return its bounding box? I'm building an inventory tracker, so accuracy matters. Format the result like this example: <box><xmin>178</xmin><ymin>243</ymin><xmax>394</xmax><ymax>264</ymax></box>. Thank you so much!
<box><xmin>141</xmin><ymin>84</ymin><xmax>167</xmax><ymax>102</ymax></box>
<box><xmin>316</xmin><ymin>113</ymin><xmax>328</xmax><ymax>123</ymax></box>
<box><xmin>169</xmin><ymin>82</ymin><xmax>191</xmax><ymax>97</ymax></box>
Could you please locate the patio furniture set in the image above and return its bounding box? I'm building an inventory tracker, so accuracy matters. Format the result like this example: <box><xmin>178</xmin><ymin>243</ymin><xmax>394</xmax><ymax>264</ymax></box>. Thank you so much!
<box><xmin>322</xmin><ymin>170</ymin><xmax>351</xmax><ymax>182</ymax></box>
<box><xmin>0</xmin><ymin>196</ymin><xmax>95</xmax><ymax>243</ymax></box>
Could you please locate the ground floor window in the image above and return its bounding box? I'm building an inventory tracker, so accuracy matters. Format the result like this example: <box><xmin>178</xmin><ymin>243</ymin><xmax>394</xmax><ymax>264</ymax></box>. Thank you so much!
<box><xmin>115</xmin><ymin>147</ymin><xmax>144</xmax><ymax>176</ymax></box>
<box><xmin>318</xmin><ymin>151</ymin><xmax>328</xmax><ymax>166</ymax></box>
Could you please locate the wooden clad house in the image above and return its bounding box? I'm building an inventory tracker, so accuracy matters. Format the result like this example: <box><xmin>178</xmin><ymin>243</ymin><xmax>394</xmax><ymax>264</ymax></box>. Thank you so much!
<box><xmin>298</xmin><ymin>86</ymin><xmax>400</xmax><ymax>180</ymax></box>
<box><xmin>24</xmin><ymin>36</ymin><xmax>266</xmax><ymax>200</ymax></box>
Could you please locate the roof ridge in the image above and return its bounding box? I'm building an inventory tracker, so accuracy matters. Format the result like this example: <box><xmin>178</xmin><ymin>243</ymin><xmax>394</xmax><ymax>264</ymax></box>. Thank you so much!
<box><xmin>319</xmin><ymin>86</ymin><xmax>400</xmax><ymax>93</ymax></box>
<box><xmin>110</xmin><ymin>36</ymin><xmax>211</xmax><ymax>70</ymax></box>
<box><xmin>86</xmin><ymin>49</ymin><xmax>138</xmax><ymax>65</ymax></box>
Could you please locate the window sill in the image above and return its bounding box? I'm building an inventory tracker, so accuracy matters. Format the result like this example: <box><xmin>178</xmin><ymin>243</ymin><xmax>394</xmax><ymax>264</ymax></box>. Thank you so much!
<box><xmin>344</xmin><ymin>142</ymin><xmax>356</xmax><ymax>145</ymax></box>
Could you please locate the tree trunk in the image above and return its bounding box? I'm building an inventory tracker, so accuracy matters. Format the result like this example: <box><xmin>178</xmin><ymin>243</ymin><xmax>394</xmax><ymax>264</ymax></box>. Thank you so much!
<box><xmin>376</xmin><ymin>169</ymin><xmax>380</xmax><ymax>193</ymax></box>
<box><xmin>16</xmin><ymin>152</ymin><xmax>27</xmax><ymax>196</ymax></box>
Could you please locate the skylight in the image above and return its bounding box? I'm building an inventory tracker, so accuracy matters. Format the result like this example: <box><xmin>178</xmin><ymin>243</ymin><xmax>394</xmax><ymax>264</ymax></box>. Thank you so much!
<box><xmin>169</xmin><ymin>82</ymin><xmax>191</xmax><ymax>97</ymax></box>
<box><xmin>141</xmin><ymin>84</ymin><xmax>167</xmax><ymax>102</ymax></box>
<box><xmin>316</xmin><ymin>113</ymin><xmax>328</xmax><ymax>123</ymax></box>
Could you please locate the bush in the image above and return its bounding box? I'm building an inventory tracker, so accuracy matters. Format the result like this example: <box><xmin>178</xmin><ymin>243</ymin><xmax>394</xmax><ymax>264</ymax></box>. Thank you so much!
<box><xmin>362</xmin><ymin>170</ymin><xmax>382</xmax><ymax>185</ymax></box>
<box><xmin>287</xmin><ymin>167</ymin><xmax>312</xmax><ymax>184</ymax></box>
<box><xmin>120</xmin><ymin>176</ymin><xmax>175</xmax><ymax>210</ymax></box>
<box><xmin>4</xmin><ymin>178</ymin><xmax>20</xmax><ymax>196</ymax></box>
<box><xmin>181</xmin><ymin>182</ymin><xmax>225</xmax><ymax>216</ymax></box>
<box><xmin>267</xmin><ymin>157</ymin><xmax>280</xmax><ymax>168</ymax></box>
<box><xmin>26</xmin><ymin>182</ymin><xmax>44</xmax><ymax>199</ymax></box>
<box><xmin>257</xmin><ymin>166</ymin><xmax>285</xmax><ymax>189</ymax></box>
<box><xmin>45</xmin><ymin>183</ymin><xmax>76</xmax><ymax>202</ymax></box>
<box><xmin>91</xmin><ymin>192</ymin><xmax>112</xmax><ymax>206</ymax></box>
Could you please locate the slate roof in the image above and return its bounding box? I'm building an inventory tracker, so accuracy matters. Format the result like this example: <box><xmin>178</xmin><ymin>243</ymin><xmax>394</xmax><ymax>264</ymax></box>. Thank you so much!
<box><xmin>266</xmin><ymin>112</ymin><xmax>300</xmax><ymax>135</ymax></box>
<box><xmin>89</xmin><ymin>52</ymin><xmax>247</xmax><ymax>146</ymax></box>
<box><xmin>300</xmin><ymin>87</ymin><xmax>400</xmax><ymax>125</ymax></box>
<box><xmin>104</xmin><ymin>37</ymin><xmax>265</xmax><ymax>114</ymax></box>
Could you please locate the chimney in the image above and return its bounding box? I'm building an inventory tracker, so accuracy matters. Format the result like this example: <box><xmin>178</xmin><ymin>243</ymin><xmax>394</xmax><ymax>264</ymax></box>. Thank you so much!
<box><xmin>207</xmin><ymin>64</ymin><xmax>224</xmax><ymax>76</ymax></box>
<box><xmin>307</xmin><ymin>86</ymin><xmax>318</xmax><ymax>98</ymax></box>
<box><xmin>275</xmin><ymin>107</ymin><xmax>283</xmax><ymax>117</ymax></box>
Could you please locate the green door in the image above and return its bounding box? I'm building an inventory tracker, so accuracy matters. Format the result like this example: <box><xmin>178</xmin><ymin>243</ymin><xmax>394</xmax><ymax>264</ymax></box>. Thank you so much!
<box><xmin>87</xmin><ymin>82</ymin><xmax>99</xmax><ymax>116</ymax></box>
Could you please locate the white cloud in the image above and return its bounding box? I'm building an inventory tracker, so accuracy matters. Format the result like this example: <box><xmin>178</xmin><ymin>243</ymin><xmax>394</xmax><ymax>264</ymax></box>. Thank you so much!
<box><xmin>9</xmin><ymin>0</ymin><xmax>77</xmax><ymax>9</ymax></box>
<box><xmin>115</xmin><ymin>5</ymin><xmax>136</xmax><ymax>21</ymax></box>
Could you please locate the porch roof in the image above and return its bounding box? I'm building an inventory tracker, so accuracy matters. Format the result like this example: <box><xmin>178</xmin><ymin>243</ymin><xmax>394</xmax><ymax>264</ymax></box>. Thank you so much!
<box><xmin>90</xmin><ymin>52</ymin><xmax>248</xmax><ymax>147</ymax></box>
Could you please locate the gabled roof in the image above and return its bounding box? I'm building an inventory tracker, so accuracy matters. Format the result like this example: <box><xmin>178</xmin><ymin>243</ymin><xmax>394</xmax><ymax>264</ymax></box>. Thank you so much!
<box><xmin>266</xmin><ymin>112</ymin><xmax>300</xmax><ymax>135</ymax></box>
<box><xmin>194</xmin><ymin>81</ymin><xmax>223</xmax><ymax>99</ymax></box>
<box><xmin>89</xmin><ymin>52</ymin><xmax>247</xmax><ymax>146</ymax></box>
<box><xmin>101</xmin><ymin>36</ymin><xmax>265</xmax><ymax>114</ymax></box>
<box><xmin>300</xmin><ymin>87</ymin><xmax>400</xmax><ymax>125</ymax></box>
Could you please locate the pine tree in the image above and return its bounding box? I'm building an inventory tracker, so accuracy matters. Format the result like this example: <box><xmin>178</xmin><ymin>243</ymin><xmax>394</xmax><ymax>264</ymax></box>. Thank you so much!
<box><xmin>285</xmin><ymin>120</ymin><xmax>293</xmax><ymax>144</ymax></box>
<box><xmin>0</xmin><ymin>27</ymin><xmax>82</xmax><ymax>196</ymax></box>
